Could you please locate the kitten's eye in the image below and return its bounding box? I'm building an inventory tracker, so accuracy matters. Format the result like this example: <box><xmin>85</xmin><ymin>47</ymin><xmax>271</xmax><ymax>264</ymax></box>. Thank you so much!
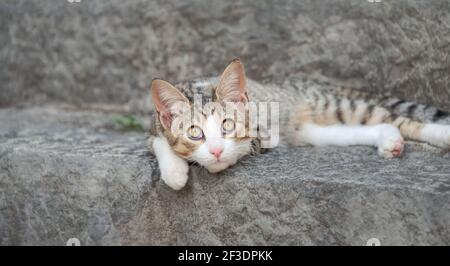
<box><xmin>222</xmin><ymin>119</ymin><xmax>235</xmax><ymax>134</ymax></box>
<box><xmin>187</xmin><ymin>125</ymin><xmax>204</xmax><ymax>140</ymax></box>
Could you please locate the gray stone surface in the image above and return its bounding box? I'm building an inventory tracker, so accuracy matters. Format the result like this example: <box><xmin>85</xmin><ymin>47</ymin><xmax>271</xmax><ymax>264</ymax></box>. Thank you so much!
<box><xmin>2</xmin><ymin>0</ymin><xmax>450</xmax><ymax>111</ymax></box>
<box><xmin>1</xmin><ymin>106</ymin><xmax>449</xmax><ymax>245</ymax></box>
<box><xmin>1</xmin><ymin>0</ymin><xmax>450</xmax><ymax>246</ymax></box>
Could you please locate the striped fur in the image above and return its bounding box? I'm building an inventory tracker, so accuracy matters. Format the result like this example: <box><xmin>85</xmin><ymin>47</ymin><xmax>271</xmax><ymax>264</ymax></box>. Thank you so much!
<box><xmin>287</xmin><ymin>88</ymin><xmax>450</xmax><ymax>149</ymax></box>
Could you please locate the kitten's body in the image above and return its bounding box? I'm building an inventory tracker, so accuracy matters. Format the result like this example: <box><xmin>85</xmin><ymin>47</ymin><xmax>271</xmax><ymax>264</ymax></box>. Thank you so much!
<box><xmin>149</xmin><ymin>60</ymin><xmax>450</xmax><ymax>190</ymax></box>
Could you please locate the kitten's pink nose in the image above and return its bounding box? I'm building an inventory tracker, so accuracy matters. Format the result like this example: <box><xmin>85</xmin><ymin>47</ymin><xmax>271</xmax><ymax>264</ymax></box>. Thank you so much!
<box><xmin>210</xmin><ymin>147</ymin><xmax>223</xmax><ymax>159</ymax></box>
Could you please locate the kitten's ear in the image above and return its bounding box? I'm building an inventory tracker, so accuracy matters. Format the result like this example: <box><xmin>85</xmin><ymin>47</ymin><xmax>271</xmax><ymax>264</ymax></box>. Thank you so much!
<box><xmin>151</xmin><ymin>79</ymin><xmax>190</xmax><ymax>129</ymax></box>
<box><xmin>216</xmin><ymin>59</ymin><xmax>248</xmax><ymax>103</ymax></box>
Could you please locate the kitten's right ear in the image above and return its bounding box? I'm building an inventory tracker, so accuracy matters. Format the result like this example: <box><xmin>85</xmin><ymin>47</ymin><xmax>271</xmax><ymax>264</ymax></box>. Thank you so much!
<box><xmin>151</xmin><ymin>79</ymin><xmax>189</xmax><ymax>129</ymax></box>
<box><xmin>216</xmin><ymin>59</ymin><xmax>248</xmax><ymax>104</ymax></box>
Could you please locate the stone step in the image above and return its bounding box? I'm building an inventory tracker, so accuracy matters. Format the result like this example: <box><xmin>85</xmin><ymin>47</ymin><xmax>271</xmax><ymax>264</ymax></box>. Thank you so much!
<box><xmin>0</xmin><ymin>106</ymin><xmax>449</xmax><ymax>245</ymax></box>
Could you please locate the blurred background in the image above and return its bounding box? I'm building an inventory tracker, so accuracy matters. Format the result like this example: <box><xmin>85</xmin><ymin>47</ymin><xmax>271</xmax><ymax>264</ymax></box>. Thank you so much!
<box><xmin>1</xmin><ymin>0</ymin><xmax>450</xmax><ymax>246</ymax></box>
<box><xmin>2</xmin><ymin>0</ymin><xmax>450</xmax><ymax>112</ymax></box>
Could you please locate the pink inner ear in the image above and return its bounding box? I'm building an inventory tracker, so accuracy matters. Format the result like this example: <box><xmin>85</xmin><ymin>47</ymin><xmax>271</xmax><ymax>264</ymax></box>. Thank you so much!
<box><xmin>237</xmin><ymin>92</ymin><xmax>249</xmax><ymax>103</ymax></box>
<box><xmin>151</xmin><ymin>79</ymin><xmax>190</xmax><ymax>129</ymax></box>
<box><xmin>152</xmin><ymin>83</ymin><xmax>171</xmax><ymax>114</ymax></box>
<box><xmin>159</xmin><ymin>112</ymin><xmax>173</xmax><ymax>129</ymax></box>
<box><xmin>216</xmin><ymin>60</ymin><xmax>248</xmax><ymax>103</ymax></box>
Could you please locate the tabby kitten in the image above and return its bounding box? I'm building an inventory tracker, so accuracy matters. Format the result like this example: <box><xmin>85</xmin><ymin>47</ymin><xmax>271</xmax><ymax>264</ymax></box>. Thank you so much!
<box><xmin>149</xmin><ymin>59</ymin><xmax>450</xmax><ymax>190</ymax></box>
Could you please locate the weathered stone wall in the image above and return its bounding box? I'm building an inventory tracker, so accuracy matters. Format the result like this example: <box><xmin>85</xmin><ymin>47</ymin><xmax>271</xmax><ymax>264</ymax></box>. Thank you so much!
<box><xmin>1</xmin><ymin>0</ymin><xmax>450</xmax><ymax>111</ymax></box>
<box><xmin>1</xmin><ymin>0</ymin><xmax>450</xmax><ymax>246</ymax></box>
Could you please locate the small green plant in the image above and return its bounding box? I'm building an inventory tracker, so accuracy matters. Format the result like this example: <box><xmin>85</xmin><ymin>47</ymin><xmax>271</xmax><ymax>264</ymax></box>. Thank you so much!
<box><xmin>113</xmin><ymin>115</ymin><xmax>145</xmax><ymax>132</ymax></box>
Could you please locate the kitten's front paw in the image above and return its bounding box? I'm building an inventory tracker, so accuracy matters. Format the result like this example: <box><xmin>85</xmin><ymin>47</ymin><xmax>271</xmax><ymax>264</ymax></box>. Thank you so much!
<box><xmin>160</xmin><ymin>164</ymin><xmax>189</xmax><ymax>190</ymax></box>
<box><xmin>378</xmin><ymin>136</ymin><xmax>404</xmax><ymax>158</ymax></box>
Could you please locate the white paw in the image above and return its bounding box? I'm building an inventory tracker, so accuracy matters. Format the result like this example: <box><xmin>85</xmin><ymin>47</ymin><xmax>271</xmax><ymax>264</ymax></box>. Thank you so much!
<box><xmin>160</xmin><ymin>163</ymin><xmax>189</xmax><ymax>190</ymax></box>
<box><xmin>378</xmin><ymin>136</ymin><xmax>404</xmax><ymax>158</ymax></box>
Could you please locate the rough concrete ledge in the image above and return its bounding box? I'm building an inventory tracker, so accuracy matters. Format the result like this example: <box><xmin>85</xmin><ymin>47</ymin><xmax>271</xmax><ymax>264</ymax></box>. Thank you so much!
<box><xmin>0</xmin><ymin>106</ymin><xmax>449</xmax><ymax>245</ymax></box>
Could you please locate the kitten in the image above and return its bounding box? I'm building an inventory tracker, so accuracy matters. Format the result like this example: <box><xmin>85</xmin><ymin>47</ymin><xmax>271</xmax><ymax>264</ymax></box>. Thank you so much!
<box><xmin>148</xmin><ymin>59</ymin><xmax>450</xmax><ymax>190</ymax></box>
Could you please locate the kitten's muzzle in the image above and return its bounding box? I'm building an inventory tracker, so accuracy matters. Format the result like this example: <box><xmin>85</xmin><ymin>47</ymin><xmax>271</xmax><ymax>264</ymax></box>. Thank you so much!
<box><xmin>209</xmin><ymin>146</ymin><xmax>223</xmax><ymax>159</ymax></box>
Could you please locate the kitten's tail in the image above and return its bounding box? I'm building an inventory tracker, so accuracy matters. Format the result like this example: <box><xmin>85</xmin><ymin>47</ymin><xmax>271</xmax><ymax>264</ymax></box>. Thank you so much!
<box><xmin>337</xmin><ymin>87</ymin><xmax>450</xmax><ymax>124</ymax></box>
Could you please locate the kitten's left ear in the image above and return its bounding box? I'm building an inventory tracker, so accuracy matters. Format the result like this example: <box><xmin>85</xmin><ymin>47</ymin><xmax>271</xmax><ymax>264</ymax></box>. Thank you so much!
<box><xmin>216</xmin><ymin>59</ymin><xmax>248</xmax><ymax>103</ymax></box>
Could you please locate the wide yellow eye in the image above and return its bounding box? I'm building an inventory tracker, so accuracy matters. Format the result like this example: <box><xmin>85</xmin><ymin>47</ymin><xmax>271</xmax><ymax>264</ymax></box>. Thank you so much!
<box><xmin>187</xmin><ymin>125</ymin><xmax>203</xmax><ymax>140</ymax></box>
<box><xmin>222</xmin><ymin>119</ymin><xmax>235</xmax><ymax>134</ymax></box>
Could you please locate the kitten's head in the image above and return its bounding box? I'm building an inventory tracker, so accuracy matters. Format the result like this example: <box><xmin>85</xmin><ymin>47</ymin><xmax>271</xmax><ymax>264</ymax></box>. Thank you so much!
<box><xmin>151</xmin><ymin>59</ymin><xmax>254</xmax><ymax>173</ymax></box>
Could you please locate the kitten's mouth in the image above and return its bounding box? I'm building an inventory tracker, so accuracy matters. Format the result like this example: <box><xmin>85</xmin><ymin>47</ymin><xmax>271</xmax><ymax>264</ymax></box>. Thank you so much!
<box><xmin>206</xmin><ymin>161</ymin><xmax>230</xmax><ymax>173</ymax></box>
<box><xmin>210</xmin><ymin>158</ymin><xmax>228</xmax><ymax>166</ymax></box>
<box><xmin>212</xmin><ymin>160</ymin><xmax>224</xmax><ymax>165</ymax></box>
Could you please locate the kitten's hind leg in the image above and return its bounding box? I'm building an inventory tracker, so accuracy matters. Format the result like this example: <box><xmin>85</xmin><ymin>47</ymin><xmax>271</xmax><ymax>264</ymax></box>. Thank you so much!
<box><xmin>390</xmin><ymin>116</ymin><xmax>450</xmax><ymax>148</ymax></box>
<box><xmin>289</xmin><ymin>123</ymin><xmax>404</xmax><ymax>158</ymax></box>
<box><xmin>152</xmin><ymin>137</ymin><xmax>189</xmax><ymax>190</ymax></box>
<box><xmin>415</xmin><ymin>123</ymin><xmax>450</xmax><ymax>148</ymax></box>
